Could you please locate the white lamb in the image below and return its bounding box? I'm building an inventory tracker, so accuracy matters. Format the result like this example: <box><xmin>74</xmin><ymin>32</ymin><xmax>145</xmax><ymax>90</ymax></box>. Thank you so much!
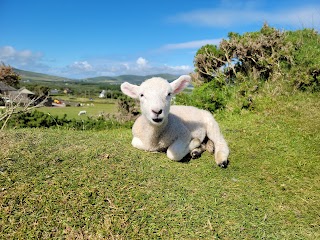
<box><xmin>120</xmin><ymin>75</ymin><xmax>230</xmax><ymax>167</ymax></box>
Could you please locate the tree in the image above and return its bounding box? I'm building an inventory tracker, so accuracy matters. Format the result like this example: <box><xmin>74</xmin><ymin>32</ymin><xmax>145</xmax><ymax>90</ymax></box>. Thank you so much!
<box><xmin>0</xmin><ymin>63</ymin><xmax>21</xmax><ymax>87</ymax></box>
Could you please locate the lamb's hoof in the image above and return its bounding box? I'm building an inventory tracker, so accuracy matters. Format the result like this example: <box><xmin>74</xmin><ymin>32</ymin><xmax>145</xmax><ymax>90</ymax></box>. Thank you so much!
<box><xmin>180</xmin><ymin>154</ymin><xmax>192</xmax><ymax>163</ymax></box>
<box><xmin>217</xmin><ymin>159</ymin><xmax>229</xmax><ymax>168</ymax></box>
<box><xmin>191</xmin><ymin>148</ymin><xmax>202</xmax><ymax>159</ymax></box>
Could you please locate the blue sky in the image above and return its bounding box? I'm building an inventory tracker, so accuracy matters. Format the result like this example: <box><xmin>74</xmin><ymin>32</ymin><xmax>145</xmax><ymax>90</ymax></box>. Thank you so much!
<box><xmin>1</xmin><ymin>0</ymin><xmax>319</xmax><ymax>79</ymax></box>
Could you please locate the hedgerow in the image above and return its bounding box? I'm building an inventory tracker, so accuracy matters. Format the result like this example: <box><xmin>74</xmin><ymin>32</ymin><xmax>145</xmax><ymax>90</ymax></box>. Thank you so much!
<box><xmin>0</xmin><ymin>110</ymin><xmax>133</xmax><ymax>130</ymax></box>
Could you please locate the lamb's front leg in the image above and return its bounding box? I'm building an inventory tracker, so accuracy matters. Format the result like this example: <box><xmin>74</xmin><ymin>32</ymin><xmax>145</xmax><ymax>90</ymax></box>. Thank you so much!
<box><xmin>132</xmin><ymin>137</ymin><xmax>147</xmax><ymax>150</ymax></box>
<box><xmin>167</xmin><ymin>138</ymin><xmax>201</xmax><ymax>161</ymax></box>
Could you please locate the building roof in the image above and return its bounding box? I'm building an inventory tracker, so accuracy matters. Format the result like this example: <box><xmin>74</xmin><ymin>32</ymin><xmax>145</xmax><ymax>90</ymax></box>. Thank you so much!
<box><xmin>19</xmin><ymin>87</ymin><xmax>35</xmax><ymax>95</ymax></box>
<box><xmin>0</xmin><ymin>81</ymin><xmax>17</xmax><ymax>91</ymax></box>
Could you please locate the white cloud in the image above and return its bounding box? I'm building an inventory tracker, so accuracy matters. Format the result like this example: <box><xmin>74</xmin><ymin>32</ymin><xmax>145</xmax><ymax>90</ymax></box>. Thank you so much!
<box><xmin>79</xmin><ymin>57</ymin><xmax>193</xmax><ymax>77</ymax></box>
<box><xmin>163</xmin><ymin>39</ymin><xmax>222</xmax><ymax>50</ymax></box>
<box><xmin>122</xmin><ymin>63</ymin><xmax>130</xmax><ymax>70</ymax></box>
<box><xmin>60</xmin><ymin>61</ymin><xmax>95</xmax><ymax>78</ymax></box>
<box><xmin>167</xmin><ymin>65</ymin><xmax>192</xmax><ymax>71</ymax></box>
<box><xmin>270</xmin><ymin>6</ymin><xmax>320</xmax><ymax>28</ymax></box>
<box><xmin>69</xmin><ymin>61</ymin><xmax>93</xmax><ymax>71</ymax></box>
<box><xmin>0</xmin><ymin>45</ymin><xmax>43</xmax><ymax>66</ymax></box>
<box><xmin>169</xmin><ymin>9</ymin><xmax>259</xmax><ymax>27</ymax></box>
<box><xmin>163</xmin><ymin>64</ymin><xmax>193</xmax><ymax>74</ymax></box>
<box><xmin>0</xmin><ymin>46</ymin><xmax>16</xmax><ymax>58</ymax></box>
<box><xmin>169</xmin><ymin>5</ymin><xmax>320</xmax><ymax>29</ymax></box>
<box><xmin>136</xmin><ymin>57</ymin><xmax>148</xmax><ymax>68</ymax></box>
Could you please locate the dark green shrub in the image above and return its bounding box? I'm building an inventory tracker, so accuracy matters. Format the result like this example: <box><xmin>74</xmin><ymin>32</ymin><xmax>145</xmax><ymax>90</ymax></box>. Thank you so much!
<box><xmin>285</xmin><ymin>29</ymin><xmax>320</xmax><ymax>92</ymax></box>
<box><xmin>175</xmin><ymin>78</ymin><xmax>231</xmax><ymax>112</ymax></box>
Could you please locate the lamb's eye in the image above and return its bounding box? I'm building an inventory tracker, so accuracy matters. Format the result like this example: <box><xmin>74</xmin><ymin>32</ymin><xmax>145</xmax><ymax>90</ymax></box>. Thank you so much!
<box><xmin>167</xmin><ymin>93</ymin><xmax>172</xmax><ymax>97</ymax></box>
<box><xmin>140</xmin><ymin>94</ymin><xmax>144</xmax><ymax>97</ymax></box>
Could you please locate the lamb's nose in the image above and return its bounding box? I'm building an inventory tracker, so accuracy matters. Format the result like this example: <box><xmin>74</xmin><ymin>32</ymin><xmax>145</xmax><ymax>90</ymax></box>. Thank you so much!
<box><xmin>152</xmin><ymin>109</ymin><xmax>162</xmax><ymax>115</ymax></box>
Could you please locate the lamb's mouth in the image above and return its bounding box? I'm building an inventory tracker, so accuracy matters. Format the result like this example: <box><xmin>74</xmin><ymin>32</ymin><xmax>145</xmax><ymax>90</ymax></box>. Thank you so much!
<box><xmin>152</xmin><ymin>118</ymin><xmax>163</xmax><ymax>123</ymax></box>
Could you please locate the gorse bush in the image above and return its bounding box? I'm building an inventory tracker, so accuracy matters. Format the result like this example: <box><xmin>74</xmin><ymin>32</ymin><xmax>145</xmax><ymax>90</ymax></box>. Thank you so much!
<box><xmin>179</xmin><ymin>24</ymin><xmax>320</xmax><ymax>113</ymax></box>
<box><xmin>0</xmin><ymin>110</ymin><xmax>133</xmax><ymax>130</ymax></box>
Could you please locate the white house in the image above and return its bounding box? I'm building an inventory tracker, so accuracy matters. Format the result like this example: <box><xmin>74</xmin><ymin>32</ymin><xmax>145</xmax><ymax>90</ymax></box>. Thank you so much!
<box><xmin>99</xmin><ymin>90</ymin><xmax>106</xmax><ymax>98</ymax></box>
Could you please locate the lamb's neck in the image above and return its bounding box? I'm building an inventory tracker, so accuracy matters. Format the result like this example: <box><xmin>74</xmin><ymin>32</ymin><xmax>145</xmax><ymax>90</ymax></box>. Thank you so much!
<box><xmin>142</xmin><ymin>115</ymin><xmax>168</xmax><ymax>137</ymax></box>
<box><xmin>135</xmin><ymin>115</ymin><xmax>170</xmax><ymax>151</ymax></box>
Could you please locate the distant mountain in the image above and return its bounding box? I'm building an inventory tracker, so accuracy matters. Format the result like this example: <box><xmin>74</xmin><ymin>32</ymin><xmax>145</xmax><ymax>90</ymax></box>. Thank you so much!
<box><xmin>14</xmin><ymin>68</ymin><xmax>179</xmax><ymax>85</ymax></box>
<box><xmin>83</xmin><ymin>73</ymin><xmax>179</xmax><ymax>84</ymax></box>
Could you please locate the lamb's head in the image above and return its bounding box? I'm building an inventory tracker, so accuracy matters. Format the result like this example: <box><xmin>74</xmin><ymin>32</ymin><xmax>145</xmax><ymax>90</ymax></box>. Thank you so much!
<box><xmin>121</xmin><ymin>75</ymin><xmax>191</xmax><ymax>125</ymax></box>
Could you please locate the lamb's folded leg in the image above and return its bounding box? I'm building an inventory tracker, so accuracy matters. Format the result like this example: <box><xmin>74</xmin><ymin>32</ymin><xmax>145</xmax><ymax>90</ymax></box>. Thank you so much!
<box><xmin>189</xmin><ymin>138</ymin><xmax>201</xmax><ymax>150</ymax></box>
<box><xmin>190</xmin><ymin>139</ymin><xmax>216</xmax><ymax>159</ymax></box>
<box><xmin>190</xmin><ymin>144</ymin><xmax>206</xmax><ymax>159</ymax></box>
<box><xmin>132</xmin><ymin>137</ymin><xmax>147</xmax><ymax>150</ymax></box>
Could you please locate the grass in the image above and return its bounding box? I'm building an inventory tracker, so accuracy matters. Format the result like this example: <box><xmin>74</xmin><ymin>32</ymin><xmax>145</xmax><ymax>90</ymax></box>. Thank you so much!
<box><xmin>0</xmin><ymin>92</ymin><xmax>319</xmax><ymax>239</ymax></box>
<box><xmin>38</xmin><ymin>102</ymin><xmax>117</xmax><ymax>119</ymax></box>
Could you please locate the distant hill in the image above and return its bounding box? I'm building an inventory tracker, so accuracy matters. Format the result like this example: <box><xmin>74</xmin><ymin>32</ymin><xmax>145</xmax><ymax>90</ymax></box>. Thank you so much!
<box><xmin>14</xmin><ymin>68</ymin><xmax>74</xmax><ymax>82</ymax></box>
<box><xmin>83</xmin><ymin>73</ymin><xmax>179</xmax><ymax>84</ymax></box>
<box><xmin>14</xmin><ymin>68</ymin><xmax>179</xmax><ymax>85</ymax></box>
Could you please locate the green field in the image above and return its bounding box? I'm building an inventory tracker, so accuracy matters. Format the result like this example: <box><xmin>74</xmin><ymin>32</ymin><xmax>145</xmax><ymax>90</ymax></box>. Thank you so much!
<box><xmin>36</xmin><ymin>96</ymin><xmax>118</xmax><ymax>119</ymax></box>
<box><xmin>0</xmin><ymin>92</ymin><xmax>319</xmax><ymax>239</ymax></box>
<box><xmin>38</xmin><ymin>103</ymin><xmax>117</xmax><ymax>119</ymax></box>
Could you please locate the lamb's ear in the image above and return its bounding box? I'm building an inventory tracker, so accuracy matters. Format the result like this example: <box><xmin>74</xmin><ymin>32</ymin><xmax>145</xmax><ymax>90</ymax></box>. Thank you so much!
<box><xmin>121</xmin><ymin>82</ymin><xmax>140</xmax><ymax>99</ymax></box>
<box><xmin>170</xmin><ymin>75</ymin><xmax>191</xmax><ymax>94</ymax></box>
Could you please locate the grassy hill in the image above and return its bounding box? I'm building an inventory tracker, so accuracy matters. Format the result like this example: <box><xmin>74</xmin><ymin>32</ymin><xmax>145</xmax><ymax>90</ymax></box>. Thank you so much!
<box><xmin>0</xmin><ymin>92</ymin><xmax>319</xmax><ymax>239</ymax></box>
<box><xmin>14</xmin><ymin>68</ymin><xmax>74</xmax><ymax>83</ymax></box>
